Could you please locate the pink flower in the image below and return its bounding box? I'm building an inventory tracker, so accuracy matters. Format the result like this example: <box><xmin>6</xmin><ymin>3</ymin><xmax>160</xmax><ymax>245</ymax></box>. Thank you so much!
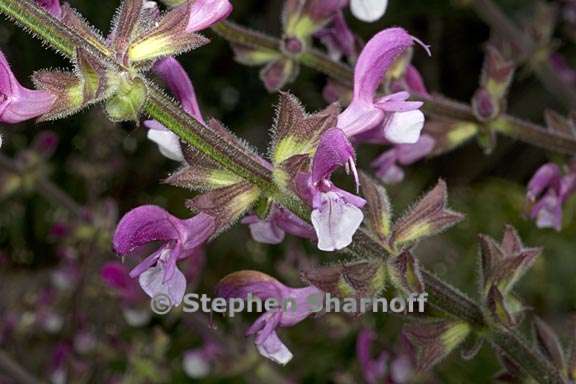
<box><xmin>357</xmin><ymin>328</ymin><xmax>414</xmax><ymax>384</ymax></box>
<box><xmin>113</xmin><ymin>205</ymin><xmax>216</xmax><ymax>305</ymax></box>
<box><xmin>216</xmin><ymin>271</ymin><xmax>323</xmax><ymax>365</ymax></box>
<box><xmin>0</xmin><ymin>50</ymin><xmax>55</xmax><ymax>123</ymax></box>
<box><xmin>337</xmin><ymin>28</ymin><xmax>426</xmax><ymax>144</ymax></box>
<box><xmin>297</xmin><ymin>128</ymin><xmax>366</xmax><ymax>251</ymax></box>
<box><xmin>145</xmin><ymin>57</ymin><xmax>205</xmax><ymax>161</ymax></box>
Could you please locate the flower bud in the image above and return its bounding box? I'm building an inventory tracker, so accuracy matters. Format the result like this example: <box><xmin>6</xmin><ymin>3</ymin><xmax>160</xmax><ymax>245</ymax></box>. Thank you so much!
<box><xmin>472</xmin><ymin>46</ymin><xmax>515</xmax><ymax>122</ymax></box>
<box><xmin>260</xmin><ymin>58</ymin><xmax>300</xmax><ymax>92</ymax></box>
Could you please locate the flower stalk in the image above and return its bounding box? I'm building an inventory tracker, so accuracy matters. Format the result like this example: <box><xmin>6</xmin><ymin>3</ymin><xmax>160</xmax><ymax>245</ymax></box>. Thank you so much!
<box><xmin>470</xmin><ymin>0</ymin><xmax>576</xmax><ymax>110</ymax></box>
<box><xmin>0</xmin><ymin>0</ymin><xmax>566</xmax><ymax>382</ymax></box>
<box><xmin>212</xmin><ymin>20</ymin><xmax>576</xmax><ymax>156</ymax></box>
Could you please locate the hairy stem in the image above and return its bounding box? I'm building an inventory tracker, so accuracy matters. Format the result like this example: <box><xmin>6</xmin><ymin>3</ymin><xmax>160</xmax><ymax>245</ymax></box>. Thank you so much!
<box><xmin>213</xmin><ymin>21</ymin><xmax>576</xmax><ymax>156</ymax></box>
<box><xmin>0</xmin><ymin>1</ymin><xmax>565</xmax><ymax>382</ymax></box>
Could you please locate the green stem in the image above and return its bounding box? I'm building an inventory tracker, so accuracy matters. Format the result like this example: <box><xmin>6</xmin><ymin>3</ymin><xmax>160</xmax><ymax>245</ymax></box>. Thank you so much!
<box><xmin>0</xmin><ymin>1</ymin><xmax>565</xmax><ymax>383</ymax></box>
<box><xmin>213</xmin><ymin>20</ymin><xmax>576</xmax><ymax>156</ymax></box>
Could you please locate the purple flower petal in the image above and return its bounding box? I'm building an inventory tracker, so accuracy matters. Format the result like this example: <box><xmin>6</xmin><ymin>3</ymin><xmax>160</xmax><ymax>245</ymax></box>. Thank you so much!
<box><xmin>404</xmin><ymin>65</ymin><xmax>430</xmax><ymax>96</ymax></box>
<box><xmin>351</xmin><ymin>28</ymin><xmax>413</xmax><ymax>105</ymax></box>
<box><xmin>35</xmin><ymin>0</ymin><xmax>63</xmax><ymax>19</ymax></box>
<box><xmin>101</xmin><ymin>262</ymin><xmax>142</xmax><ymax>303</ymax></box>
<box><xmin>311</xmin><ymin>128</ymin><xmax>356</xmax><ymax>184</ymax></box>
<box><xmin>356</xmin><ymin>328</ymin><xmax>390</xmax><ymax>384</ymax></box>
<box><xmin>274</xmin><ymin>207</ymin><xmax>317</xmax><ymax>240</ymax></box>
<box><xmin>0</xmin><ymin>50</ymin><xmax>55</xmax><ymax>124</ymax></box>
<box><xmin>315</xmin><ymin>11</ymin><xmax>357</xmax><ymax>62</ymax></box>
<box><xmin>181</xmin><ymin>213</ymin><xmax>216</xmax><ymax>249</ymax></box>
<box><xmin>185</xmin><ymin>0</ymin><xmax>233</xmax><ymax>33</ymax></box>
<box><xmin>113</xmin><ymin>205</ymin><xmax>185</xmax><ymax>255</ymax></box>
<box><xmin>527</xmin><ymin>163</ymin><xmax>561</xmax><ymax>202</ymax></box>
<box><xmin>337</xmin><ymin>28</ymin><xmax>418</xmax><ymax>137</ymax></box>
<box><xmin>153</xmin><ymin>57</ymin><xmax>205</xmax><ymax>124</ymax></box>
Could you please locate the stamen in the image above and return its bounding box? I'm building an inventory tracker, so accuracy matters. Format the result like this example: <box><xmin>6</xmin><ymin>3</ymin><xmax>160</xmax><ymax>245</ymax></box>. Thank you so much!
<box><xmin>349</xmin><ymin>158</ymin><xmax>360</xmax><ymax>193</ymax></box>
<box><xmin>412</xmin><ymin>36</ymin><xmax>432</xmax><ymax>57</ymax></box>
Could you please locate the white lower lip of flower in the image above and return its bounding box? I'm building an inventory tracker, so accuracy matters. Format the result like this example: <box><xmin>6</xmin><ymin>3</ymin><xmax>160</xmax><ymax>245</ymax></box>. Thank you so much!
<box><xmin>311</xmin><ymin>192</ymin><xmax>364</xmax><ymax>252</ymax></box>
<box><xmin>147</xmin><ymin>129</ymin><xmax>185</xmax><ymax>162</ymax></box>
<box><xmin>350</xmin><ymin>0</ymin><xmax>389</xmax><ymax>22</ymax></box>
<box><xmin>385</xmin><ymin>110</ymin><xmax>425</xmax><ymax>144</ymax></box>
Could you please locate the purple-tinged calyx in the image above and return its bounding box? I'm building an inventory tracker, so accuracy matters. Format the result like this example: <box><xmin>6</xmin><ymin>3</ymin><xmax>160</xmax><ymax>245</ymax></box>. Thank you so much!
<box><xmin>298</xmin><ymin>128</ymin><xmax>366</xmax><ymax>251</ymax></box>
<box><xmin>0</xmin><ymin>50</ymin><xmax>56</xmax><ymax>124</ymax></box>
<box><xmin>526</xmin><ymin>162</ymin><xmax>576</xmax><ymax>231</ymax></box>
<box><xmin>113</xmin><ymin>205</ymin><xmax>216</xmax><ymax>305</ymax></box>
<box><xmin>216</xmin><ymin>270</ymin><xmax>322</xmax><ymax>365</ymax></box>
<box><xmin>127</xmin><ymin>0</ymin><xmax>232</xmax><ymax>63</ymax></box>
<box><xmin>337</xmin><ymin>28</ymin><xmax>427</xmax><ymax>144</ymax></box>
